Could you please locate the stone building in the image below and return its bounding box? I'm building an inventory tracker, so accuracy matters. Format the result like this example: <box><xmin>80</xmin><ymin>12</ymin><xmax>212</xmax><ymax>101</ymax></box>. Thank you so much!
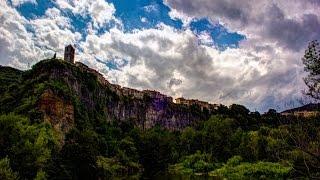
<box><xmin>64</xmin><ymin>44</ymin><xmax>75</xmax><ymax>63</ymax></box>
<box><xmin>143</xmin><ymin>90</ymin><xmax>173</xmax><ymax>102</ymax></box>
<box><xmin>175</xmin><ymin>97</ymin><xmax>189</xmax><ymax>105</ymax></box>
<box><xmin>175</xmin><ymin>97</ymin><xmax>218</xmax><ymax>111</ymax></box>
<box><xmin>122</xmin><ymin>87</ymin><xmax>144</xmax><ymax>99</ymax></box>
<box><xmin>281</xmin><ymin>111</ymin><xmax>319</xmax><ymax>118</ymax></box>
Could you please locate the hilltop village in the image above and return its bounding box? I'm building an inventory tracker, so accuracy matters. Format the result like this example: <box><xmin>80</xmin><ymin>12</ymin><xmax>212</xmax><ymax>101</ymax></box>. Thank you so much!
<box><xmin>63</xmin><ymin>44</ymin><xmax>219</xmax><ymax>112</ymax></box>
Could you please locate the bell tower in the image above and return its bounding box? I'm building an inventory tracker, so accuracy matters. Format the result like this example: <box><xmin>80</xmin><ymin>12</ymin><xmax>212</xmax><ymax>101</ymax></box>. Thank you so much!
<box><xmin>64</xmin><ymin>44</ymin><xmax>75</xmax><ymax>63</ymax></box>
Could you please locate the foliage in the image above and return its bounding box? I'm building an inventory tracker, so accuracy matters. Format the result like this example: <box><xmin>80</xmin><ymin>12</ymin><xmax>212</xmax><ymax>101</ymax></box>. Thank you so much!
<box><xmin>96</xmin><ymin>156</ymin><xmax>141</xmax><ymax>178</ymax></box>
<box><xmin>210</xmin><ymin>156</ymin><xmax>292</xmax><ymax>179</ymax></box>
<box><xmin>201</xmin><ymin>115</ymin><xmax>237</xmax><ymax>160</ymax></box>
<box><xmin>34</xmin><ymin>170</ymin><xmax>47</xmax><ymax>180</ymax></box>
<box><xmin>302</xmin><ymin>40</ymin><xmax>320</xmax><ymax>99</ymax></box>
<box><xmin>169</xmin><ymin>151</ymin><xmax>215</xmax><ymax>174</ymax></box>
<box><xmin>0</xmin><ymin>157</ymin><xmax>18</xmax><ymax>180</ymax></box>
<box><xmin>138</xmin><ymin>126</ymin><xmax>178</xmax><ymax>176</ymax></box>
<box><xmin>1</xmin><ymin>59</ymin><xmax>320</xmax><ymax>179</ymax></box>
<box><xmin>0</xmin><ymin>114</ymin><xmax>58</xmax><ymax>179</ymax></box>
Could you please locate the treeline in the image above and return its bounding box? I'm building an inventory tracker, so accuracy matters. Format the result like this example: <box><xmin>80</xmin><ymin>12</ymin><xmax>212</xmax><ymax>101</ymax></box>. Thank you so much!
<box><xmin>1</xmin><ymin>106</ymin><xmax>319</xmax><ymax>179</ymax></box>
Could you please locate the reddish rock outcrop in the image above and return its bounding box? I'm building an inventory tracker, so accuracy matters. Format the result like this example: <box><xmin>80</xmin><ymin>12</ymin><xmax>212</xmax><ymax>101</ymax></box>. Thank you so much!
<box><xmin>38</xmin><ymin>89</ymin><xmax>74</xmax><ymax>134</ymax></box>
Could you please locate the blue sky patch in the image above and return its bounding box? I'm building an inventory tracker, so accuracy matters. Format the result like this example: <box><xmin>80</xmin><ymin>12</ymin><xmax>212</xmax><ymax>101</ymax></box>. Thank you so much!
<box><xmin>10</xmin><ymin>0</ymin><xmax>55</xmax><ymax>19</ymax></box>
<box><xmin>190</xmin><ymin>18</ymin><xmax>245</xmax><ymax>49</ymax></box>
<box><xmin>107</xmin><ymin>0</ymin><xmax>183</xmax><ymax>31</ymax></box>
<box><xmin>61</xmin><ymin>9</ymin><xmax>90</xmax><ymax>38</ymax></box>
<box><xmin>11</xmin><ymin>0</ymin><xmax>89</xmax><ymax>38</ymax></box>
<box><xmin>96</xmin><ymin>57</ymin><xmax>128</xmax><ymax>70</ymax></box>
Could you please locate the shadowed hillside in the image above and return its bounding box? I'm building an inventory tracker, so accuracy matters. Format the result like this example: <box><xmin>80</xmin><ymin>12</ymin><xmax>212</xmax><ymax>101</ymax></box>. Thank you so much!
<box><xmin>0</xmin><ymin>59</ymin><xmax>319</xmax><ymax>179</ymax></box>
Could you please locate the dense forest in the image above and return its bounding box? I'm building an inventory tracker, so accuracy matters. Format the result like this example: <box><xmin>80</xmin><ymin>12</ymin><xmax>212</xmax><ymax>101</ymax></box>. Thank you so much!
<box><xmin>0</xmin><ymin>41</ymin><xmax>320</xmax><ymax>179</ymax></box>
<box><xmin>1</xmin><ymin>98</ymin><xmax>320</xmax><ymax>179</ymax></box>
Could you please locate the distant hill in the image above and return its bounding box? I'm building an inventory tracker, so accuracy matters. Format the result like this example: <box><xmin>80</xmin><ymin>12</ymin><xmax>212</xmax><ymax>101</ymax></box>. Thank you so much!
<box><xmin>282</xmin><ymin>103</ymin><xmax>320</xmax><ymax>113</ymax></box>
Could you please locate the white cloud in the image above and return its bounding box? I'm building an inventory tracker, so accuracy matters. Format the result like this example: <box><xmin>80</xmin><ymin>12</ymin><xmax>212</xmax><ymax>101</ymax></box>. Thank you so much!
<box><xmin>143</xmin><ymin>4</ymin><xmax>158</xmax><ymax>13</ymax></box>
<box><xmin>197</xmin><ymin>31</ymin><xmax>214</xmax><ymax>46</ymax></box>
<box><xmin>74</xmin><ymin>23</ymin><xmax>306</xmax><ymax>111</ymax></box>
<box><xmin>163</xmin><ymin>0</ymin><xmax>320</xmax><ymax>110</ymax></box>
<box><xmin>11</xmin><ymin>0</ymin><xmax>36</xmax><ymax>7</ymax></box>
<box><xmin>141</xmin><ymin>17</ymin><xmax>147</xmax><ymax>23</ymax></box>
<box><xmin>0</xmin><ymin>1</ymin><xmax>81</xmax><ymax>69</ymax></box>
<box><xmin>30</xmin><ymin>7</ymin><xmax>81</xmax><ymax>53</ymax></box>
<box><xmin>1</xmin><ymin>0</ymin><xmax>316</xmax><ymax>112</ymax></box>
<box><xmin>55</xmin><ymin>0</ymin><xmax>116</xmax><ymax>29</ymax></box>
<box><xmin>166</xmin><ymin>0</ymin><xmax>320</xmax><ymax>51</ymax></box>
<box><xmin>0</xmin><ymin>1</ymin><xmax>38</xmax><ymax>69</ymax></box>
<box><xmin>167</xmin><ymin>6</ymin><xmax>193</xmax><ymax>26</ymax></box>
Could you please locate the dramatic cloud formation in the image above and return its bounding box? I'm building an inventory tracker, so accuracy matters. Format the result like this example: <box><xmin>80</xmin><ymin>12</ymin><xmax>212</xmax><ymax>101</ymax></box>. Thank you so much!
<box><xmin>1</xmin><ymin>0</ymin><xmax>319</xmax><ymax>111</ymax></box>
<box><xmin>164</xmin><ymin>0</ymin><xmax>320</xmax><ymax>109</ymax></box>
<box><xmin>166</xmin><ymin>0</ymin><xmax>320</xmax><ymax>50</ymax></box>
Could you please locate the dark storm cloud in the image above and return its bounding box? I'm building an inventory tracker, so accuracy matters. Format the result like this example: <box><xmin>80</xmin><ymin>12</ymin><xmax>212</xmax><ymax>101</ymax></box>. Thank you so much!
<box><xmin>166</xmin><ymin>0</ymin><xmax>320</xmax><ymax>51</ymax></box>
<box><xmin>167</xmin><ymin>0</ymin><xmax>251</xmax><ymax>27</ymax></box>
<box><xmin>308</xmin><ymin>0</ymin><xmax>320</xmax><ymax>5</ymax></box>
<box><xmin>167</xmin><ymin>78</ymin><xmax>182</xmax><ymax>88</ymax></box>
<box><xmin>265</xmin><ymin>4</ymin><xmax>320</xmax><ymax>51</ymax></box>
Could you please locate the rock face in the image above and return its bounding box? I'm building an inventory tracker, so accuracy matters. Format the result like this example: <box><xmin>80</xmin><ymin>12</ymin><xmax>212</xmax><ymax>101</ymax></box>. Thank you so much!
<box><xmin>38</xmin><ymin>89</ymin><xmax>74</xmax><ymax>134</ymax></box>
<box><xmin>28</xmin><ymin>59</ymin><xmax>215</xmax><ymax>130</ymax></box>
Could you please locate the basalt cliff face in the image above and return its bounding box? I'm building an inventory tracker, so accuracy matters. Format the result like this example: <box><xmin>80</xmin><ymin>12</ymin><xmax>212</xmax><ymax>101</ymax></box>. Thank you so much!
<box><xmin>0</xmin><ymin>59</ymin><xmax>216</xmax><ymax>132</ymax></box>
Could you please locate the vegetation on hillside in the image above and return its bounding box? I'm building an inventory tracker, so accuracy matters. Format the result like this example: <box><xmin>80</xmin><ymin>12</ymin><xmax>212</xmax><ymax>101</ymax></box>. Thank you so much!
<box><xmin>0</xmin><ymin>46</ymin><xmax>319</xmax><ymax>179</ymax></box>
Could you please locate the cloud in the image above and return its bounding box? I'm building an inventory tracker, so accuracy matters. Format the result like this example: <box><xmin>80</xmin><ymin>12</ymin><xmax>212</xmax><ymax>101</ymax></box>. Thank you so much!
<box><xmin>168</xmin><ymin>8</ymin><xmax>192</xmax><ymax>26</ymax></box>
<box><xmin>1</xmin><ymin>0</ymin><xmax>318</xmax><ymax>112</ymax></box>
<box><xmin>165</xmin><ymin>0</ymin><xmax>320</xmax><ymax>51</ymax></box>
<box><xmin>0</xmin><ymin>0</ymin><xmax>37</xmax><ymax>69</ymax></box>
<box><xmin>162</xmin><ymin>0</ymin><xmax>320</xmax><ymax>110</ymax></box>
<box><xmin>0</xmin><ymin>1</ymin><xmax>81</xmax><ymax>69</ymax></box>
<box><xmin>167</xmin><ymin>78</ymin><xmax>182</xmax><ymax>88</ymax></box>
<box><xmin>11</xmin><ymin>0</ymin><xmax>36</xmax><ymax>7</ymax></box>
<box><xmin>143</xmin><ymin>4</ymin><xmax>158</xmax><ymax>13</ymax></box>
<box><xmin>30</xmin><ymin>7</ymin><xmax>81</xmax><ymax>51</ymax></box>
<box><xmin>55</xmin><ymin>0</ymin><xmax>117</xmax><ymax>29</ymax></box>
<box><xmin>165</xmin><ymin>0</ymin><xmax>252</xmax><ymax>29</ymax></box>
<box><xmin>75</xmin><ymin>23</ymin><xmax>306</xmax><ymax>111</ymax></box>
<box><xmin>256</xmin><ymin>4</ymin><xmax>320</xmax><ymax>51</ymax></box>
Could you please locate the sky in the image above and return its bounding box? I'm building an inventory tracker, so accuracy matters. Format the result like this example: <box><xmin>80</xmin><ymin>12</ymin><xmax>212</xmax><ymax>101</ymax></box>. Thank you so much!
<box><xmin>1</xmin><ymin>0</ymin><xmax>320</xmax><ymax>112</ymax></box>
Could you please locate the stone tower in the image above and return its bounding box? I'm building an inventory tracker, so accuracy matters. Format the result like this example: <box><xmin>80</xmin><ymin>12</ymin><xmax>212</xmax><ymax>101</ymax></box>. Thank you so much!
<box><xmin>64</xmin><ymin>44</ymin><xmax>75</xmax><ymax>63</ymax></box>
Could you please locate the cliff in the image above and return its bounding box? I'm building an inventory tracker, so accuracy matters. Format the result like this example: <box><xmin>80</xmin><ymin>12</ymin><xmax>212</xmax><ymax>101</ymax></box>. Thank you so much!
<box><xmin>0</xmin><ymin>59</ymin><xmax>216</xmax><ymax>133</ymax></box>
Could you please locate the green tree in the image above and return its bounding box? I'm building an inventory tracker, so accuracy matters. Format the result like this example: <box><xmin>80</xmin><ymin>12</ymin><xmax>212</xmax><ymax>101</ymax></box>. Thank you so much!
<box><xmin>0</xmin><ymin>114</ymin><xmax>57</xmax><ymax>179</ymax></box>
<box><xmin>55</xmin><ymin>129</ymin><xmax>100</xmax><ymax>179</ymax></box>
<box><xmin>180</xmin><ymin>127</ymin><xmax>197</xmax><ymax>154</ymax></box>
<box><xmin>169</xmin><ymin>151</ymin><xmax>215</xmax><ymax>175</ymax></box>
<box><xmin>138</xmin><ymin>127</ymin><xmax>177</xmax><ymax>176</ymax></box>
<box><xmin>0</xmin><ymin>157</ymin><xmax>18</xmax><ymax>180</ymax></box>
<box><xmin>210</xmin><ymin>156</ymin><xmax>292</xmax><ymax>179</ymax></box>
<box><xmin>302</xmin><ymin>40</ymin><xmax>320</xmax><ymax>99</ymax></box>
<box><xmin>202</xmin><ymin>116</ymin><xmax>235</xmax><ymax>160</ymax></box>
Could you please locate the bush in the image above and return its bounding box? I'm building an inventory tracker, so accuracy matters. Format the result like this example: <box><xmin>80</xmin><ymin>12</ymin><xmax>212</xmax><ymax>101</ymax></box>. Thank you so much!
<box><xmin>0</xmin><ymin>157</ymin><xmax>18</xmax><ymax>180</ymax></box>
<box><xmin>170</xmin><ymin>151</ymin><xmax>215</xmax><ymax>174</ymax></box>
<box><xmin>210</xmin><ymin>156</ymin><xmax>292</xmax><ymax>179</ymax></box>
<box><xmin>0</xmin><ymin>114</ymin><xmax>58</xmax><ymax>179</ymax></box>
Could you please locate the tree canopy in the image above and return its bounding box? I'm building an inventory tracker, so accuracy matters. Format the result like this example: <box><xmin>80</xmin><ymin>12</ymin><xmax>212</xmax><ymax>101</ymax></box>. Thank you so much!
<box><xmin>302</xmin><ymin>40</ymin><xmax>320</xmax><ymax>100</ymax></box>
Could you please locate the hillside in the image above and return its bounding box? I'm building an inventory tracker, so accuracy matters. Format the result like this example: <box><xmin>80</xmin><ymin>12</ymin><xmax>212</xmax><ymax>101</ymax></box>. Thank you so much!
<box><xmin>0</xmin><ymin>59</ymin><xmax>216</xmax><ymax>133</ymax></box>
<box><xmin>282</xmin><ymin>103</ymin><xmax>320</xmax><ymax>113</ymax></box>
<box><xmin>0</xmin><ymin>59</ymin><xmax>320</xmax><ymax>179</ymax></box>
